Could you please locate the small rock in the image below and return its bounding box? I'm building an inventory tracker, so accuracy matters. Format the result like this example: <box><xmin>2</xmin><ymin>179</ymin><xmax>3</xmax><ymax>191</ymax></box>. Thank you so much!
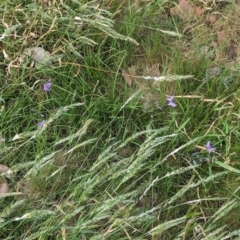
<box><xmin>204</xmin><ymin>66</ymin><xmax>221</xmax><ymax>80</ymax></box>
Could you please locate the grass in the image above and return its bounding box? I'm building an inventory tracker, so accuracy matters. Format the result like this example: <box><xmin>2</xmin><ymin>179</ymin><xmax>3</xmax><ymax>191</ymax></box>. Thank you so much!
<box><xmin>0</xmin><ymin>0</ymin><xmax>240</xmax><ymax>239</ymax></box>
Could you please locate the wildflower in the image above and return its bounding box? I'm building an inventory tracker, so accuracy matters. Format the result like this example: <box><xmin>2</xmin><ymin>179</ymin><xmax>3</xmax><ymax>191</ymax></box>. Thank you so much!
<box><xmin>204</xmin><ymin>141</ymin><xmax>216</xmax><ymax>153</ymax></box>
<box><xmin>167</xmin><ymin>96</ymin><xmax>177</xmax><ymax>107</ymax></box>
<box><xmin>37</xmin><ymin>120</ymin><xmax>46</xmax><ymax>128</ymax></box>
<box><xmin>43</xmin><ymin>81</ymin><xmax>52</xmax><ymax>92</ymax></box>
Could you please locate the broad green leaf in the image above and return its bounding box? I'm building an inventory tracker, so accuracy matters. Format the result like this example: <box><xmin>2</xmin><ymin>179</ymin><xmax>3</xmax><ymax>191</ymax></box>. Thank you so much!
<box><xmin>215</xmin><ymin>161</ymin><xmax>240</xmax><ymax>174</ymax></box>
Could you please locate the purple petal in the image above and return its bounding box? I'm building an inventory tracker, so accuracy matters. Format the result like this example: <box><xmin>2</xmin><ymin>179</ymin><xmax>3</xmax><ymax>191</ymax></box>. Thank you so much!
<box><xmin>43</xmin><ymin>82</ymin><xmax>52</xmax><ymax>91</ymax></box>
<box><xmin>168</xmin><ymin>102</ymin><xmax>177</xmax><ymax>107</ymax></box>
<box><xmin>37</xmin><ymin>120</ymin><xmax>46</xmax><ymax>128</ymax></box>
<box><xmin>167</xmin><ymin>96</ymin><xmax>177</xmax><ymax>107</ymax></box>
<box><xmin>204</xmin><ymin>141</ymin><xmax>216</xmax><ymax>153</ymax></box>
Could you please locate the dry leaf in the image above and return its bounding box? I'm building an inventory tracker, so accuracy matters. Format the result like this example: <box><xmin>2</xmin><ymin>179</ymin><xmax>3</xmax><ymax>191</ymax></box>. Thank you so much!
<box><xmin>0</xmin><ymin>182</ymin><xmax>8</xmax><ymax>194</ymax></box>
<box><xmin>0</xmin><ymin>164</ymin><xmax>13</xmax><ymax>179</ymax></box>
<box><xmin>228</xmin><ymin>40</ymin><xmax>237</xmax><ymax>60</ymax></box>
<box><xmin>194</xmin><ymin>7</ymin><xmax>203</xmax><ymax>18</ymax></box>
<box><xmin>199</xmin><ymin>46</ymin><xmax>215</xmax><ymax>59</ymax></box>
<box><xmin>170</xmin><ymin>0</ymin><xmax>202</xmax><ymax>21</ymax></box>
<box><xmin>206</xmin><ymin>14</ymin><xmax>217</xmax><ymax>24</ymax></box>
<box><xmin>144</xmin><ymin>64</ymin><xmax>160</xmax><ymax>77</ymax></box>
<box><xmin>122</xmin><ymin>70</ymin><xmax>133</xmax><ymax>87</ymax></box>
<box><xmin>216</xmin><ymin>31</ymin><xmax>226</xmax><ymax>44</ymax></box>
<box><xmin>205</xmin><ymin>66</ymin><xmax>221</xmax><ymax>79</ymax></box>
<box><xmin>122</xmin><ymin>65</ymin><xmax>136</xmax><ymax>87</ymax></box>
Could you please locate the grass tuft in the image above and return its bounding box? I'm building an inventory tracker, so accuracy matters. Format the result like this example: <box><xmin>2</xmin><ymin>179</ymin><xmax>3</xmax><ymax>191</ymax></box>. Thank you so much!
<box><xmin>1</xmin><ymin>0</ymin><xmax>240</xmax><ymax>239</ymax></box>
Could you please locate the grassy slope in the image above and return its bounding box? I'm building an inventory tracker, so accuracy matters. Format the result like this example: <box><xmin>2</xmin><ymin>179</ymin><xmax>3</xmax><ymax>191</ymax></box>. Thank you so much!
<box><xmin>0</xmin><ymin>0</ymin><xmax>240</xmax><ymax>239</ymax></box>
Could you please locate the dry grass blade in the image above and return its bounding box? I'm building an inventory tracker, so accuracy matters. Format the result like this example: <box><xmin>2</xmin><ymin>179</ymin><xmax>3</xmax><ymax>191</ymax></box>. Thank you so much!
<box><xmin>0</xmin><ymin>192</ymin><xmax>23</xmax><ymax>199</ymax></box>
<box><xmin>139</xmin><ymin>74</ymin><xmax>194</xmax><ymax>82</ymax></box>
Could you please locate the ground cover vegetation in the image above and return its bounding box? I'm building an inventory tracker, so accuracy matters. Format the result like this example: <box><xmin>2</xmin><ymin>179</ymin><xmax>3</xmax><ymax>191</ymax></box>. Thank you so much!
<box><xmin>0</xmin><ymin>0</ymin><xmax>240</xmax><ymax>239</ymax></box>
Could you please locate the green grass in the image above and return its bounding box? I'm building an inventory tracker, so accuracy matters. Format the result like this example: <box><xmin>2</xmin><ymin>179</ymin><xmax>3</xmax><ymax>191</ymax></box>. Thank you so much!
<box><xmin>1</xmin><ymin>0</ymin><xmax>240</xmax><ymax>239</ymax></box>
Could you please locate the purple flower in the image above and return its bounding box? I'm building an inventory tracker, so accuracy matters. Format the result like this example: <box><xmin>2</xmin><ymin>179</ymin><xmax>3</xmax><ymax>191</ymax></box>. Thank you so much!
<box><xmin>204</xmin><ymin>141</ymin><xmax>216</xmax><ymax>153</ymax></box>
<box><xmin>37</xmin><ymin>120</ymin><xmax>46</xmax><ymax>128</ymax></box>
<box><xmin>43</xmin><ymin>81</ymin><xmax>52</xmax><ymax>92</ymax></box>
<box><xmin>167</xmin><ymin>96</ymin><xmax>177</xmax><ymax>107</ymax></box>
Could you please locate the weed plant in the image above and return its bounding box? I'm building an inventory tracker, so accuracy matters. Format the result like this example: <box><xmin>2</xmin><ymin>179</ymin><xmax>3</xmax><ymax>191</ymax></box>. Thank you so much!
<box><xmin>0</xmin><ymin>0</ymin><xmax>240</xmax><ymax>239</ymax></box>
